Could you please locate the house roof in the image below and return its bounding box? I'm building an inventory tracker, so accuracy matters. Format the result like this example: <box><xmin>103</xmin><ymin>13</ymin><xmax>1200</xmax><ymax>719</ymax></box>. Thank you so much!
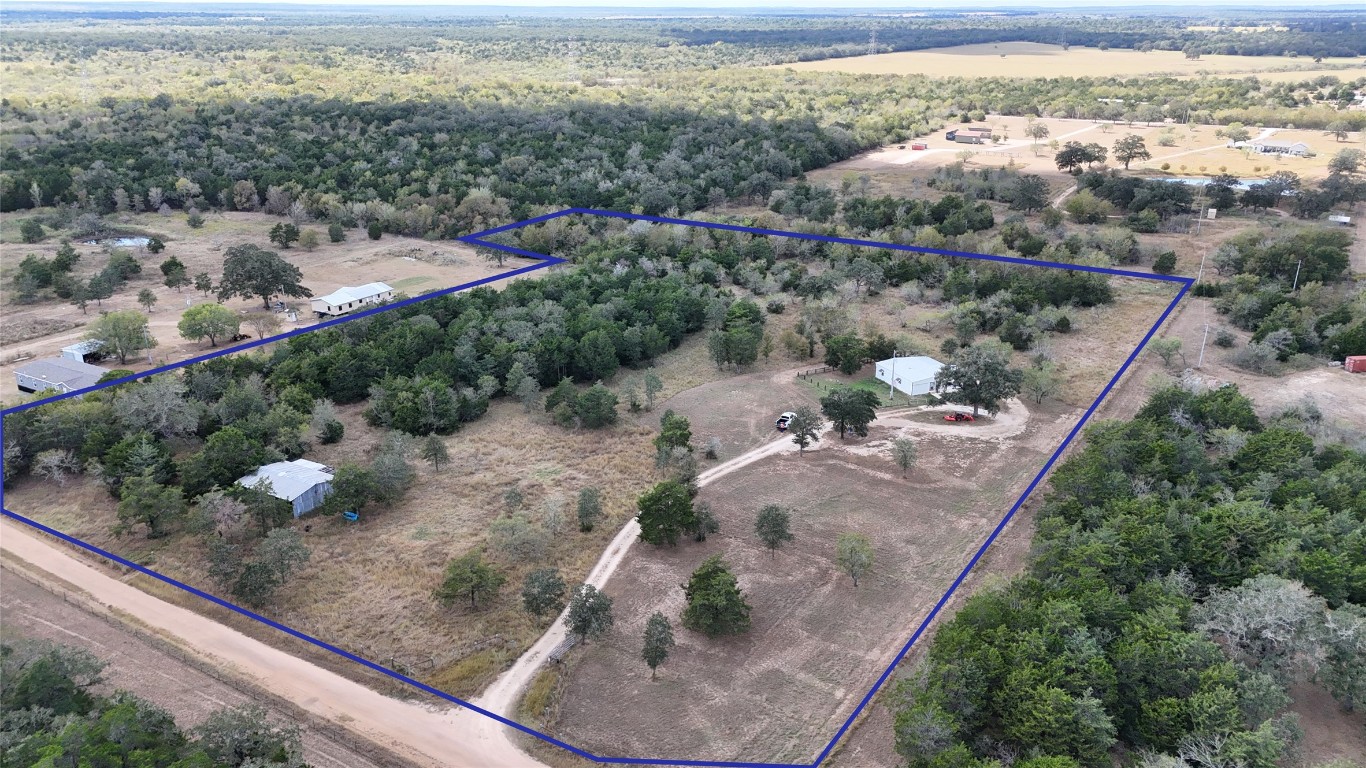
<box><xmin>876</xmin><ymin>355</ymin><xmax>943</xmax><ymax>384</ymax></box>
<box><xmin>15</xmin><ymin>357</ymin><xmax>107</xmax><ymax>391</ymax></box>
<box><xmin>314</xmin><ymin>282</ymin><xmax>393</xmax><ymax>306</ymax></box>
<box><xmin>1253</xmin><ymin>140</ymin><xmax>1308</xmax><ymax>149</ymax></box>
<box><xmin>61</xmin><ymin>339</ymin><xmax>105</xmax><ymax>357</ymax></box>
<box><xmin>237</xmin><ymin>459</ymin><xmax>334</xmax><ymax>502</ymax></box>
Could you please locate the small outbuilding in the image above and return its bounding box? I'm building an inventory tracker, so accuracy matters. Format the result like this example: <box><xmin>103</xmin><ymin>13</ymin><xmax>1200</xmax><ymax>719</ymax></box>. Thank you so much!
<box><xmin>237</xmin><ymin>459</ymin><xmax>335</xmax><ymax>518</ymax></box>
<box><xmin>60</xmin><ymin>339</ymin><xmax>105</xmax><ymax>363</ymax></box>
<box><xmin>874</xmin><ymin>355</ymin><xmax>944</xmax><ymax>397</ymax></box>
<box><xmin>15</xmin><ymin>357</ymin><xmax>108</xmax><ymax>394</ymax></box>
<box><xmin>311</xmin><ymin>282</ymin><xmax>394</xmax><ymax>317</ymax></box>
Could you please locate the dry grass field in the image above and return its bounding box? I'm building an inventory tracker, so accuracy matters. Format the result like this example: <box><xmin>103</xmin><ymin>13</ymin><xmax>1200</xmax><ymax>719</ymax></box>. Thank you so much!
<box><xmin>549</xmin><ymin>399</ymin><xmax>1080</xmax><ymax>763</ymax></box>
<box><xmin>772</xmin><ymin>42</ymin><xmax>1366</xmax><ymax>80</ymax></box>
<box><xmin>0</xmin><ymin>209</ymin><xmax>536</xmax><ymax>399</ymax></box>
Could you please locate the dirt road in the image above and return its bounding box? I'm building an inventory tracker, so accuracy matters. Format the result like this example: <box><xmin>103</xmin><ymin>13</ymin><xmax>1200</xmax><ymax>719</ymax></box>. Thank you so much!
<box><xmin>0</xmin><ymin>519</ymin><xmax>546</xmax><ymax>768</ymax></box>
<box><xmin>0</xmin><ymin>566</ymin><xmax>390</xmax><ymax>768</ymax></box>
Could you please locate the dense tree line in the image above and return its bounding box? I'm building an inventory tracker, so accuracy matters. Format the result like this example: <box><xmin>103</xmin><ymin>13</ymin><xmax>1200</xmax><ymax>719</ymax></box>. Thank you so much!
<box><xmin>892</xmin><ymin>385</ymin><xmax>1364</xmax><ymax>768</ymax></box>
<box><xmin>1</xmin><ymin>639</ymin><xmax>305</xmax><ymax>766</ymax></box>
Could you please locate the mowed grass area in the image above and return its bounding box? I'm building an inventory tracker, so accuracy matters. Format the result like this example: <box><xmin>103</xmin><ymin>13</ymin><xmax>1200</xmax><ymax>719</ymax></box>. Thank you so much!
<box><xmin>771</xmin><ymin>42</ymin><xmax>1365</xmax><ymax>80</ymax></box>
<box><xmin>549</xmin><ymin>422</ymin><xmax>1052</xmax><ymax>763</ymax></box>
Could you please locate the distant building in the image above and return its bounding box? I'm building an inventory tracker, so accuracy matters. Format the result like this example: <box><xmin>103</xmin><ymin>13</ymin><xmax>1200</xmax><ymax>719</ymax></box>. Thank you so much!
<box><xmin>15</xmin><ymin>357</ymin><xmax>107</xmax><ymax>395</ymax></box>
<box><xmin>60</xmin><ymin>339</ymin><xmax>105</xmax><ymax>363</ymax></box>
<box><xmin>237</xmin><ymin>459</ymin><xmax>336</xmax><ymax>517</ymax></box>
<box><xmin>874</xmin><ymin>355</ymin><xmax>944</xmax><ymax>397</ymax></box>
<box><xmin>310</xmin><ymin>282</ymin><xmax>394</xmax><ymax>317</ymax></box>
<box><xmin>1249</xmin><ymin>140</ymin><xmax>1310</xmax><ymax>157</ymax></box>
<box><xmin>945</xmin><ymin>127</ymin><xmax>994</xmax><ymax>144</ymax></box>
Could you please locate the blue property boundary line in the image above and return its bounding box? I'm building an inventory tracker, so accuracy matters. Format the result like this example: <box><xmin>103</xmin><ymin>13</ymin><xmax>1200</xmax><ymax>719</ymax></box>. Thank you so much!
<box><xmin>2</xmin><ymin>208</ymin><xmax>1194</xmax><ymax>768</ymax></box>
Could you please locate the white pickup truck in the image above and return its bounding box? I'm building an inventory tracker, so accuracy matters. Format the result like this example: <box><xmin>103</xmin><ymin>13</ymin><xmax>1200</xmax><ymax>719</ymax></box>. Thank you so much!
<box><xmin>775</xmin><ymin>411</ymin><xmax>796</xmax><ymax>431</ymax></box>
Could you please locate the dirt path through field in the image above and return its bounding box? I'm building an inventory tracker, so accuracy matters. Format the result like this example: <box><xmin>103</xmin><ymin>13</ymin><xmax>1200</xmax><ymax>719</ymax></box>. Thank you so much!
<box><xmin>473</xmin><ymin>421</ymin><xmax>838</xmax><ymax>754</ymax></box>
<box><xmin>0</xmin><ymin>519</ymin><xmax>546</xmax><ymax>768</ymax></box>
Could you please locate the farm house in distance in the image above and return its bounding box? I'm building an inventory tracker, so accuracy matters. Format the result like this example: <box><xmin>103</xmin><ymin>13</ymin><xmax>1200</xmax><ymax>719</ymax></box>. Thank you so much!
<box><xmin>237</xmin><ymin>459</ymin><xmax>335</xmax><ymax>517</ymax></box>
<box><xmin>14</xmin><ymin>357</ymin><xmax>107</xmax><ymax>394</ymax></box>
<box><xmin>311</xmin><ymin>282</ymin><xmax>394</xmax><ymax>317</ymax></box>
<box><xmin>945</xmin><ymin>127</ymin><xmax>993</xmax><ymax>144</ymax></box>
<box><xmin>874</xmin><ymin>355</ymin><xmax>944</xmax><ymax>397</ymax></box>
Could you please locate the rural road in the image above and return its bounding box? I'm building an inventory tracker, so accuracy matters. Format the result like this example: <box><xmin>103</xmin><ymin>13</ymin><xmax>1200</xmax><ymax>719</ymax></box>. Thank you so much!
<box><xmin>0</xmin><ymin>518</ymin><xmax>543</xmax><ymax>768</ymax></box>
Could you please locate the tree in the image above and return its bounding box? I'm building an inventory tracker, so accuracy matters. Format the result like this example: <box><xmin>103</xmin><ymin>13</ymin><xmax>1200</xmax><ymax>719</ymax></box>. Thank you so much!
<box><xmin>298</xmin><ymin>229</ymin><xmax>321</xmax><ymax>251</ymax></box>
<box><xmin>636</xmin><ymin>480</ymin><xmax>696</xmax><ymax>547</ymax></box>
<box><xmin>137</xmin><ymin>288</ymin><xmax>158</xmax><ymax>312</ymax></box>
<box><xmin>642</xmin><ymin>611</ymin><xmax>675</xmax><ymax>680</ymax></box>
<box><xmin>1022</xmin><ymin>361</ymin><xmax>1063</xmax><ymax>404</ymax></box>
<box><xmin>1221</xmin><ymin>123</ymin><xmax>1252</xmax><ymax>143</ymax></box>
<box><xmin>934</xmin><ymin>345</ymin><xmax>1023</xmax><ymax>417</ymax></box>
<box><xmin>194</xmin><ymin>704</ymin><xmax>303</xmax><ymax>766</ymax></box>
<box><xmin>577</xmin><ymin>486</ymin><xmax>602</xmax><ymax>532</ymax></box>
<box><xmin>682</xmin><ymin>555</ymin><xmax>751</xmax><ymax>637</ymax></box>
<box><xmin>836</xmin><ymin>533</ymin><xmax>874</xmax><ymax>587</ymax></box>
<box><xmin>1328</xmin><ymin>148</ymin><xmax>1364</xmax><ymax>177</ymax></box>
<box><xmin>890</xmin><ymin>438</ymin><xmax>918</xmax><ymax>478</ymax></box>
<box><xmin>267</xmin><ymin>222</ymin><xmax>300</xmax><ymax>249</ymax></box>
<box><xmin>245</xmin><ymin>312</ymin><xmax>282</xmax><ymax>340</ymax></box>
<box><xmin>821</xmin><ymin>387</ymin><xmax>880</xmax><ymax>439</ymax></box>
<box><xmin>20</xmin><ymin>218</ymin><xmax>43</xmax><ymax>243</ymax></box>
<box><xmin>367</xmin><ymin>221</ymin><xmax>383</xmax><ymax>240</ymax></box>
<box><xmin>690</xmin><ymin>500</ymin><xmax>719</xmax><ymax>542</ymax></box>
<box><xmin>1026</xmin><ymin>121</ymin><xmax>1051</xmax><ymax>150</ymax></box>
<box><xmin>564</xmin><ymin>583</ymin><xmax>614</xmax><ymax>642</ymax></box>
<box><xmin>522</xmin><ymin>568</ymin><xmax>567</xmax><ymax>619</ymax></box>
<box><xmin>1007</xmin><ymin>174</ymin><xmax>1050</xmax><ymax>213</ymax></box>
<box><xmin>193</xmin><ymin>272</ymin><xmax>214</xmax><ymax>296</ymax></box>
<box><xmin>1323</xmin><ymin>121</ymin><xmax>1351</xmax><ymax>142</ymax></box>
<box><xmin>1149</xmin><ymin>338</ymin><xmax>1185</xmax><ymax>368</ymax></box>
<box><xmin>789</xmin><ymin>405</ymin><xmax>824</xmax><ymax>454</ymax></box>
<box><xmin>328</xmin><ymin>222</ymin><xmax>346</xmax><ymax>242</ymax></box>
<box><xmin>755</xmin><ymin>505</ymin><xmax>794</xmax><ymax>558</ymax></box>
<box><xmin>824</xmin><ymin>334</ymin><xmax>866</xmax><ymax>375</ymax></box>
<box><xmin>217</xmin><ymin>244</ymin><xmax>311</xmax><ymax>309</ymax></box>
<box><xmin>643</xmin><ymin>370</ymin><xmax>663</xmax><ymax>410</ymax></box>
<box><xmin>116</xmin><ymin>472</ymin><xmax>186</xmax><ymax>538</ymax></box>
<box><xmin>577</xmin><ymin>383</ymin><xmax>619</xmax><ymax>428</ymax></box>
<box><xmin>178</xmin><ymin>303</ymin><xmax>240</xmax><ymax>347</ymax></box>
<box><xmin>434</xmin><ymin>551</ymin><xmax>505</xmax><ymax>610</ymax></box>
<box><xmin>1112</xmin><ymin>135</ymin><xmax>1151</xmax><ymax>169</ymax></box>
<box><xmin>1056</xmin><ymin>141</ymin><xmax>1106</xmax><ymax>173</ymax></box>
<box><xmin>87</xmin><ymin>310</ymin><xmax>156</xmax><ymax>364</ymax></box>
<box><xmin>420</xmin><ymin>434</ymin><xmax>449</xmax><ymax>470</ymax></box>
<box><xmin>146</xmin><ymin>236</ymin><xmax>165</xmax><ymax>254</ymax></box>
<box><xmin>32</xmin><ymin>449</ymin><xmax>79</xmax><ymax>486</ymax></box>
<box><xmin>164</xmin><ymin>268</ymin><xmax>190</xmax><ymax>292</ymax></box>
<box><xmin>1152</xmin><ymin>250</ymin><xmax>1178</xmax><ymax>275</ymax></box>
<box><xmin>655</xmin><ymin>410</ymin><xmax>693</xmax><ymax>454</ymax></box>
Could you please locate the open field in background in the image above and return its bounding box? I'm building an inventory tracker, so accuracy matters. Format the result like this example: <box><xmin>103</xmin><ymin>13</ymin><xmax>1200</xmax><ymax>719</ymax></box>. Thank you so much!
<box><xmin>771</xmin><ymin>42</ymin><xmax>1366</xmax><ymax>80</ymax></box>
<box><xmin>0</xmin><ymin>210</ymin><xmax>536</xmax><ymax>399</ymax></box>
<box><xmin>809</xmin><ymin>115</ymin><xmax>1359</xmax><ymax>183</ymax></box>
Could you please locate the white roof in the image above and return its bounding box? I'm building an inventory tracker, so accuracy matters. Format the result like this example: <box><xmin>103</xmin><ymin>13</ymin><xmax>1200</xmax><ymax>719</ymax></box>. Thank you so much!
<box><xmin>16</xmin><ymin>357</ymin><xmax>108</xmax><ymax>390</ymax></box>
<box><xmin>876</xmin><ymin>356</ymin><xmax>943</xmax><ymax>382</ymax></box>
<box><xmin>237</xmin><ymin>459</ymin><xmax>333</xmax><ymax>501</ymax></box>
<box><xmin>61</xmin><ymin>339</ymin><xmax>105</xmax><ymax>356</ymax></box>
<box><xmin>314</xmin><ymin>282</ymin><xmax>392</xmax><ymax>306</ymax></box>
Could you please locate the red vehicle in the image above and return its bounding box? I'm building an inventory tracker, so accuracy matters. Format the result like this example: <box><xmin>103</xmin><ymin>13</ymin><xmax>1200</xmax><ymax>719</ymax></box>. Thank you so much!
<box><xmin>943</xmin><ymin>412</ymin><xmax>975</xmax><ymax>422</ymax></box>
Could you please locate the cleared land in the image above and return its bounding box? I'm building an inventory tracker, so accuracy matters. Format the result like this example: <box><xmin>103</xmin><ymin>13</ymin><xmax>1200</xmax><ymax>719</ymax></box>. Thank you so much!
<box><xmin>772</xmin><ymin>42</ymin><xmax>1366</xmax><ymax>80</ymax></box>
<box><xmin>0</xmin><ymin>566</ymin><xmax>393</xmax><ymax>768</ymax></box>
<box><xmin>0</xmin><ymin>210</ymin><xmax>536</xmax><ymax>399</ymax></box>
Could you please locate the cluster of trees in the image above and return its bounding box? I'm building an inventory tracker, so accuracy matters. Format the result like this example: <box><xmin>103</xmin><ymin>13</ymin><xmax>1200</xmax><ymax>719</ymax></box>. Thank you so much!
<box><xmin>892</xmin><ymin>384</ymin><xmax>1365</xmax><ymax>768</ymax></box>
<box><xmin>2</xmin><ymin>639</ymin><xmax>304</xmax><ymax>766</ymax></box>
<box><xmin>1201</xmin><ymin>226</ymin><xmax>1363</xmax><ymax>371</ymax></box>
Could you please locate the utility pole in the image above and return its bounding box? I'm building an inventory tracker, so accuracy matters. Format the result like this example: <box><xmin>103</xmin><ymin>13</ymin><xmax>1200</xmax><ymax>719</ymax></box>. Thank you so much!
<box><xmin>1292</xmin><ymin>259</ymin><xmax>1303</xmax><ymax>292</ymax></box>
<box><xmin>1197</xmin><ymin>323</ymin><xmax>1209</xmax><ymax>368</ymax></box>
<box><xmin>868</xmin><ymin>28</ymin><xmax>878</xmax><ymax>56</ymax></box>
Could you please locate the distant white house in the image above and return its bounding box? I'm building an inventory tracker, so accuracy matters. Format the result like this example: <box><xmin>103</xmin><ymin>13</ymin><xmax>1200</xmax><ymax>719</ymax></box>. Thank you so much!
<box><xmin>15</xmin><ymin>357</ymin><xmax>108</xmax><ymax>394</ymax></box>
<box><xmin>237</xmin><ymin>459</ymin><xmax>335</xmax><ymax>517</ymax></box>
<box><xmin>1248</xmin><ymin>140</ymin><xmax>1310</xmax><ymax>157</ymax></box>
<box><xmin>874</xmin><ymin>355</ymin><xmax>944</xmax><ymax>397</ymax></box>
<box><xmin>310</xmin><ymin>282</ymin><xmax>394</xmax><ymax>317</ymax></box>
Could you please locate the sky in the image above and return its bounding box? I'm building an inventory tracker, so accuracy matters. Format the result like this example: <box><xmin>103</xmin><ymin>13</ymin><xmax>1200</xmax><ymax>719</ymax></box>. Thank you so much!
<box><xmin>20</xmin><ymin>0</ymin><xmax>1366</xmax><ymax>8</ymax></box>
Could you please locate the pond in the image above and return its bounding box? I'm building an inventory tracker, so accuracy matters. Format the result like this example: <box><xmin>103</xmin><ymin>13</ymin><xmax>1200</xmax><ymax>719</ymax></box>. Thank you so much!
<box><xmin>81</xmin><ymin>236</ymin><xmax>151</xmax><ymax>248</ymax></box>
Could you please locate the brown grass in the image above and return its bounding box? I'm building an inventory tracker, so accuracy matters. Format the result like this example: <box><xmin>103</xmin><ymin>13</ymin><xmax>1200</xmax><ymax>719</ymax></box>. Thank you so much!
<box><xmin>771</xmin><ymin>42</ymin><xmax>1365</xmax><ymax>80</ymax></box>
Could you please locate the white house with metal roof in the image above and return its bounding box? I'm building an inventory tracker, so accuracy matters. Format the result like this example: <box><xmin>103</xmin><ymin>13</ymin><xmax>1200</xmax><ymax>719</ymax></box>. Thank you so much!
<box><xmin>237</xmin><ymin>459</ymin><xmax>335</xmax><ymax>517</ymax></box>
<box><xmin>310</xmin><ymin>282</ymin><xmax>394</xmax><ymax>317</ymax></box>
<box><xmin>874</xmin><ymin>355</ymin><xmax>944</xmax><ymax>397</ymax></box>
<box><xmin>15</xmin><ymin>357</ymin><xmax>108</xmax><ymax>394</ymax></box>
